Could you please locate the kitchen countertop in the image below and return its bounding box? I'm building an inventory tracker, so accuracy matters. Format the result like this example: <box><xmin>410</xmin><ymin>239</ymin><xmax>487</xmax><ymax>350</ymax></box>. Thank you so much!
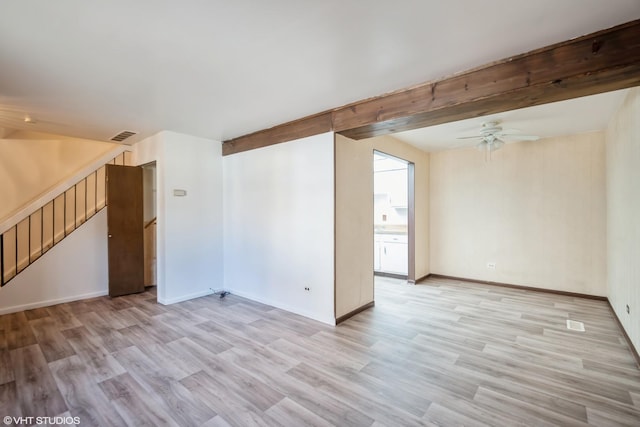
<box><xmin>374</xmin><ymin>225</ymin><xmax>408</xmax><ymax>235</ymax></box>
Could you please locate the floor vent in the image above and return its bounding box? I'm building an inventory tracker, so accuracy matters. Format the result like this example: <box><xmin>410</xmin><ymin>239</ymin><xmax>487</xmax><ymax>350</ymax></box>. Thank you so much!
<box><xmin>110</xmin><ymin>130</ymin><xmax>137</xmax><ymax>142</ymax></box>
<box><xmin>566</xmin><ymin>319</ymin><xmax>585</xmax><ymax>332</ymax></box>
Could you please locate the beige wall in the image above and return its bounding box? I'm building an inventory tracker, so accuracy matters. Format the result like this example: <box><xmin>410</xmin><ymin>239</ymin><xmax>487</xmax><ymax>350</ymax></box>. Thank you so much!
<box><xmin>335</xmin><ymin>134</ymin><xmax>375</xmax><ymax>318</ymax></box>
<box><xmin>142</xmin><ymin>164</ymin><xmax>157</xmax><ymax>223</ymax></box>
<box><xmin>0</xmin><ymin>131</ymin><xmax>117</xmax><ymax>221</ymax></box>
<box><xmin>335</xmin><ymin>134</ymin><xmax>430</xmax><ymax>318</ymax></box>
<box><xmin>606</xmin><ymin>87</ymin><xmax>640</xmax><ymax>352</ymax></box>
<box><xmin>430</xmin><ymin>132</ymin><xmax>607</xmax><ymax>296</ymax></box>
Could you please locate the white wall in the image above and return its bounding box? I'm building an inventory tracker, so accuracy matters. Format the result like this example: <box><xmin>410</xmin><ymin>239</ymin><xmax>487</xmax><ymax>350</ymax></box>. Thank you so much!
<box><xmin>0</xmin><ymin>209</ymin><xmax>108</xmax><ymax>315</ymax></box>
<box><xmin>606</xmin><ymin>87</ymin><xmax>640</xmax><ymax>353</ymax></box>
<box><xmin>133</xmin><ymin>131</ymin><xmax>224</xmax><ymax>305</ymax></box>
<box><xmin>430</xmin><ymin>132</ymin><xmax>607</xmax><ymax>296</ymax></box>
<box><xmin>223</xmin><ymin>133</ymin><xmax>335</xmax><ymax>325</ymax></box>
<box><xmin>163</xmin><ymin>132</ymin><xmax>224</xmax><ymax>304</ymax></box>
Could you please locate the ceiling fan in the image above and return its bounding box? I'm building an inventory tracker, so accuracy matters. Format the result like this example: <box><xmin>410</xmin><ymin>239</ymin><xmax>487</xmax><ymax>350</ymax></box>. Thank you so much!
<box><xmin>457</xmin><ymin>120</ymin><xmax>540</xmax><ymax>158</ymax></box>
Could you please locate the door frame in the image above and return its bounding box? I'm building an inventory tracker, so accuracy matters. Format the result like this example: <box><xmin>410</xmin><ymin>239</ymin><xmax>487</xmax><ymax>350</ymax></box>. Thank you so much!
<box><xmin>141</xmin><ymin>161</ymin><xmax>158</xmax><ymax>290</ymax></box>
<box><xmin>407</xmin><ymin>160</ymin><xmax>415</xmax><ymax>284</ymax></box>
<box><xmin>373</xmin><ymin>150</ymin><xmax>416</xmax><ymax>283</ymax></box>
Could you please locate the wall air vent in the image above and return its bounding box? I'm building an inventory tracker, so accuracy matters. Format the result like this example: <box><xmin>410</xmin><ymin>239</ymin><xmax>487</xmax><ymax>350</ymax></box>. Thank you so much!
<box><xmin>110</xmin><ymin>130</ymin><xmax>137</xmax><ymax>142</ymax></box>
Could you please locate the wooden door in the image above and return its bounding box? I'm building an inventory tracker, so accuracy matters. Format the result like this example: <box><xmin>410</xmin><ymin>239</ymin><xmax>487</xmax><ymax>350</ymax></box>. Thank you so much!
<box><xmin>106</xmin><ymin>164</ymin><xmax>144</xmax><ymax>297</ymax></box>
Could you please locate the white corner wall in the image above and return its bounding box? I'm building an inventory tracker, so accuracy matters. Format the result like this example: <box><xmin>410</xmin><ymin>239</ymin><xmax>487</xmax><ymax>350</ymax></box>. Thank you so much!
<box><xmin>0</xmin><ymin>209</ymin><xmax>108</xmax><ymax>315</ymax></box>
<box><xmin>430</xmin><ymin>132</ymin><xmax>607</xmax><ymax>296</ymax></box>
<box><xmin>223</xmin><ymin>133</ymin><xmax>335</xmax><ymax>325</ymax></box>
<box><xmin>133</xmin><ymin>131</ymin><xmax>224</xmax><ymax>305</ymax></box>
<box><xmin>606</xmin><ymin>87</ymin><xmax>640</xmax><ymax>353</ymax></box>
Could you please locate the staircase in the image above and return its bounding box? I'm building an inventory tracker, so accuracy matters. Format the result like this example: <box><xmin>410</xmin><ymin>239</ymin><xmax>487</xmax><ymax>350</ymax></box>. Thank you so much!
<box><xmin>0</xmin><ymin>151</ymin><xmax>131</xmax><ymax>286</ymax></box>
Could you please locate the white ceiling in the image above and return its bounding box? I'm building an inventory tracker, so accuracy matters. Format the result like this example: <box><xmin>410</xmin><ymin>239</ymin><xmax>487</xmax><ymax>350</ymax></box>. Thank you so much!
<box><xmin>1</xmin><ymin>1</ymin><xmax>639</xmax><ymax>145</ymax></box>
<box><xmin>391</xmin><ymin>89</ymin><xmax>630</xmax><ymax>152</ymax></box>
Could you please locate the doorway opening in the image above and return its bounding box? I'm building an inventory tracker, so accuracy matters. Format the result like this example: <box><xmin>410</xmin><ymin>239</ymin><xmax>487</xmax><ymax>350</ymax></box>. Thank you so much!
<box><xmin>373</xmin><ymin>151</ymin><xmax>415</xmax><ymax>283</ymax></box>
<box><xmin>142</xmin><ymin>162</ymin><xmax>157</xmax><ymax>290</ymax></box>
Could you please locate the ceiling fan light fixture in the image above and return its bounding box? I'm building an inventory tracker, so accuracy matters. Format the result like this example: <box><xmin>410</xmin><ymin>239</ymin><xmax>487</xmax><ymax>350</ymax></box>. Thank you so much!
<box><xmin>459</xmin><ymin>120</ymin><xmax>539</xmax><ymax>159</ymax></box>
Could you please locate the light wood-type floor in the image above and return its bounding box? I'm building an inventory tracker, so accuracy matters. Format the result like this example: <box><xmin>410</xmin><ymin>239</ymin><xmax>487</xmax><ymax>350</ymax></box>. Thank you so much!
<box><xmin>1</xmin><ymin>276</ymin><xmax>640</xmax><ymax>426</ymax></box>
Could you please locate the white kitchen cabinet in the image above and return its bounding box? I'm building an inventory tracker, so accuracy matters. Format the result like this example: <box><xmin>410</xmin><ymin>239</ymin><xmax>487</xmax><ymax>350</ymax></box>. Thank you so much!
<box><xmin>374</xmin><ymin>234</ymin><xmax>408</xmax><ymax>275</ymax></box>
<box><xmin>380</xmin><ymin>241</ymin><xmax>407</xmax><ymax>274</ymax></box>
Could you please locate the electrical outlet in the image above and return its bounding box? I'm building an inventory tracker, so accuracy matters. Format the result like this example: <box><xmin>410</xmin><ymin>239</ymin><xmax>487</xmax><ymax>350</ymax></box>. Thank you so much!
<box><xmin>627</xmin><ymin>304</ymin><xmax>630</xmax><ymax>314</ymax></box>
<box><xmin>304</xmin><ymin>286</ymin><xmax>311</xmax><ymax>291</ymax></box>
<box><xmin>487</xmin><ymin>262</ymin><xmax>496</xmax><ymax>270</ymax></box>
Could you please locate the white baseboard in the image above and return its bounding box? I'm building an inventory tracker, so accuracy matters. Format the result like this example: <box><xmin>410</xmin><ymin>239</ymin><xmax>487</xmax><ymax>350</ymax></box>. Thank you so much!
<box><xmin>226</xmin><ymin>288</ymin><xmax>336</xmax><ymax>326</ymax></box>
<box><xmin>0</xmin><ymin>290</ymin><xmax>108</xmax><ymax>315</ymax></box>
<box><xmin>0</xmin><ymin>285</ymin><xmax>335</xmax><ymax>325</ymax></box>
<box><xmin>157</xmin><ymin>288</ymin><xmax>219</xmax><ymax>305</ymax></box>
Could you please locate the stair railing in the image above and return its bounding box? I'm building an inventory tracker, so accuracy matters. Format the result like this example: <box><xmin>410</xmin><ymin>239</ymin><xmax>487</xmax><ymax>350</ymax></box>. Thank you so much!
<box><xmin>0</xmin><ymin>151</ymin><xmax>131</xmax><ymax>286</ymax></box>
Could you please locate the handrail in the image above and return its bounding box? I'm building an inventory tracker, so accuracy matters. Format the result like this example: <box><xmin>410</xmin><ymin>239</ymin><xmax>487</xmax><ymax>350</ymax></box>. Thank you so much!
<box><xmin>144</xmin><ymin>217</ymin><xmax>157</xmax><ymax>229</ymax></box>
<box><xmin>143</xmin><ymin>216</ymin><xmax>157</xmax><ymax>287</ymax></box>
<box><xmin>0</xmin><ymin>151</ymin><xmax>131</xmax><ymax>287</ymax></box>
<box><xmin>0</xmin><ymin>145</ymin><xmax>128</xmax><ymax>235</ymax></box>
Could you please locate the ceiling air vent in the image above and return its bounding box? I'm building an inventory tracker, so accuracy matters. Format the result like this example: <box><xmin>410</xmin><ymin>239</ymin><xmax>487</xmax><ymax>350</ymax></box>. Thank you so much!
<box><xmin>110</xmin><ymin>130</ymin><xmax>137</xmax><ymax>142</ymax></box>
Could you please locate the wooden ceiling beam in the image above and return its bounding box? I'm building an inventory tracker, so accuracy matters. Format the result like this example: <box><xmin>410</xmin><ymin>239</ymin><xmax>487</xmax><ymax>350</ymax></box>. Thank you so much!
<box><xmin>223</xmin><ymin>19</ymin><xmax>640</xmax><ymax>155</ymax></box>
<box><xmin>222</xmin><ymin>111</ymin><xmax>332</xmax><ymax>156</ymax></box>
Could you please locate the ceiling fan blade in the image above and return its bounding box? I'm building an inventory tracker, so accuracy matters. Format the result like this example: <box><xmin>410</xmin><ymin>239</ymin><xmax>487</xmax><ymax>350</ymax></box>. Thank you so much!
<box><xmin>501</xmin><ymin>134</ymin><xmax>540</xmax><ymax>141</ymax></box>
<box><xmin>456</xmin><ymin>135</ymin><xmax>483</xmax><ymax>140</ymax></box>
<box><xmin>494</xmin><ymin>128</ymin><xmax>521</xmax><ymax>134</ymax></box>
